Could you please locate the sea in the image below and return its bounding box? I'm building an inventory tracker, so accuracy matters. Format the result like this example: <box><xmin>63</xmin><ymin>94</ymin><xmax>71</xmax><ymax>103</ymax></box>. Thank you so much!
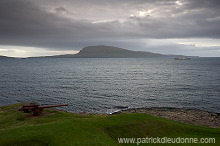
<box><xmin>0</xmin><ymin>57</ymin><xmax>220</xmax><ymax>114</ymax></box>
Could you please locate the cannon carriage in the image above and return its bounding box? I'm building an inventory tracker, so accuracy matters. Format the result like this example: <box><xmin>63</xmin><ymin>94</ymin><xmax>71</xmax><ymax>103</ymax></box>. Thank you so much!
<box><xmin>19</xmin><ymin>103</ymin><xmax>68</xmax><ymax>116</ymax></box>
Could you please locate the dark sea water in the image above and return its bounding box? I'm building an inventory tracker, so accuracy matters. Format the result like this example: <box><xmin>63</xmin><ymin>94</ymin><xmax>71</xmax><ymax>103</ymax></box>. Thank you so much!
<box><xmin>0</xmin><ymin>58</ymin><xmax>220</xmax><ymax>113</ymax></box>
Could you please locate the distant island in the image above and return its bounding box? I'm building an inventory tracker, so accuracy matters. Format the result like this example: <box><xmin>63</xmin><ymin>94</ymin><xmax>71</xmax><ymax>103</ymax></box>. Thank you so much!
<box><xmin>45</xmin><ymin>45</ymin><xmax>182</xmax><ymax>58</ymax></box>
<box><xmin>0</xmin><ymin>45</ymin><xmax>194</xmax><ymax>58</ymax></box>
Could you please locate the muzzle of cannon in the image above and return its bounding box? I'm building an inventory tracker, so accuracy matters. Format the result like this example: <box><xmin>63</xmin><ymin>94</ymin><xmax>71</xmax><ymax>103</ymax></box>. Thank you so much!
<box><xmin>19</xmin><ymin>103</ymin><xmax>68</xmax><ymax>116</ymax></box>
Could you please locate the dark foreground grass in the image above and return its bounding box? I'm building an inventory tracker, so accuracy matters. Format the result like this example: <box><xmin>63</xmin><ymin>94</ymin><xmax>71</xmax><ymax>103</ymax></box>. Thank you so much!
<box><xmin>0</xmin><ymin>103</ymin><xmax>219</xmax><ymax>145</ymax></box>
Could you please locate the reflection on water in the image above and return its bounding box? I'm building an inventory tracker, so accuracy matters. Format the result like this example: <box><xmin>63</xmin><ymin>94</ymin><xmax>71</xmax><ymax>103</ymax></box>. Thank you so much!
<box><xmin>0</xmin><ymin>58</ymin><xmax>220</xmax><ymax>113</ymax></box>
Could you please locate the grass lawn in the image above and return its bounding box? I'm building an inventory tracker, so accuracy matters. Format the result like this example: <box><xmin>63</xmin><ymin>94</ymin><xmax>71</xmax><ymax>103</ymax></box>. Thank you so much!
<box><xmin>0</xmin><ymin>103</ymin><xmax>219</xmax><ymax>145</ymax></box>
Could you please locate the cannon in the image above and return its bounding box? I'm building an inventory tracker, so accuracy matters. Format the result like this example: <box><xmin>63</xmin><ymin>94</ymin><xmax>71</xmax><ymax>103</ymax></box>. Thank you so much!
<box><xmin>19</xmin><ymin>103</ymin><xmax>68</xmax><ymax>116</ymax></box>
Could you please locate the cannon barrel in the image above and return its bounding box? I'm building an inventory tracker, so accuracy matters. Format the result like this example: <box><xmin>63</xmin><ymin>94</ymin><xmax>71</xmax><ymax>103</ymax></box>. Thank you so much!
<box><xmin>39</xmin><ymin>104</ymin><xmax>68</xmax><ymax>108</ymax></box>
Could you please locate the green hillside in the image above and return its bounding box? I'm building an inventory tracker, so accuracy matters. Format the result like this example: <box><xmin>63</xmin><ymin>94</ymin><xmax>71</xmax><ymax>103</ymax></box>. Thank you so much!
<box><xmin>0</xmin><ymin>103</ymin><xmax>219</xmax><ymax>145</ymax></box>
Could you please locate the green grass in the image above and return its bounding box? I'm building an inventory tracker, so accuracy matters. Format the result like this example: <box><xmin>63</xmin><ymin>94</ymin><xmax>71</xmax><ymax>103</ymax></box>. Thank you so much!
<box><xmin>0</xmin><ymin>103</ymin><xmax>219</xmax><ymax>145</ymax></box>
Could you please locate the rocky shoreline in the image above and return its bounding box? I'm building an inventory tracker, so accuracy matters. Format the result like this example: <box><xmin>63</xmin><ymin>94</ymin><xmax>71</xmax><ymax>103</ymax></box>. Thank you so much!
<box><xmin>112</xmin><ymin>107</ymin><xmax>220</xmax><ymax>128</ymax></box>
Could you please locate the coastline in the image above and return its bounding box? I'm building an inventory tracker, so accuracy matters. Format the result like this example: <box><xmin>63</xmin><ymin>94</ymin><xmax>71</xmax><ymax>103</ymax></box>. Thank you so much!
<box><xmin>111</xmin><ymin>107</ymin><xmax>220</xmax><ymax>128</ymax></box>
<box><xmin>1</xmin><ymin>103</ymin><xmax>220</xmax><ymax>145</ymax></box>
<box><xmin>2</xmin><ymin>103</ymin><xmax>219</xmax><ymax>128</ymax></box>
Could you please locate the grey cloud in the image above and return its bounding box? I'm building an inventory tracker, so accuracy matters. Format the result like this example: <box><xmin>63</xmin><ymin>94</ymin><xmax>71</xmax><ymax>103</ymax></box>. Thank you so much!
<box><xmin>55</xmin><ymin>6</ymin><xmax>73</xmax><ymax>15</ymax></box>
<box><xmin>185</xmin><ymin>0</ymin><xmax>220</xmax><ymax>9</ymax></box>
<box><xmin>0</xmin><ymin>0</ymin><xmax>220</xmax><ymax>53</ymax></box>
<box><xmin>0</xmin><ymin>0</ymin><xmax>114</xmax><ymax>49</ymax></box>
<box><xmin>55</xmin><ymin>7</ymin><xmax>66</xmax><ymax>12</ymax></box>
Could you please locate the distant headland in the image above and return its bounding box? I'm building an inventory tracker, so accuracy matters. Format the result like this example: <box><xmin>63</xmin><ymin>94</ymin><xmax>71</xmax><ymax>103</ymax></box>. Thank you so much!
<box><xmin>0</xmin><ymin>55</ymin><xmax>13</xmax><ymax>59</ymax></box>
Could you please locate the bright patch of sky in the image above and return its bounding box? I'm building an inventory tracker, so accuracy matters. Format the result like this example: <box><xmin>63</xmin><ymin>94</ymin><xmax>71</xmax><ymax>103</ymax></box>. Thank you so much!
<box><xmin>0</xmin><ymin>46</ymin><xmax>78</xmax><ymax>58</ymax></box>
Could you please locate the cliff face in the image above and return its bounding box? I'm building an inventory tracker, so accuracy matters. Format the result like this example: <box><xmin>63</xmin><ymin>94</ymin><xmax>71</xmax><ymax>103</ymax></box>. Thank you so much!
<box><xmin>74</xmin><ymin>45</ymin><xmax>163</xmax><ymax>58</ymax></box>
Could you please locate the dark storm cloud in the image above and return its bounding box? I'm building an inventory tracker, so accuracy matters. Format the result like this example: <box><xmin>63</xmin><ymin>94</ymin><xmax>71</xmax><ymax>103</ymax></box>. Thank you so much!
<box><xmin>0</xmin><ymin>0</ymin><xmax>117</xmax><ymax>49</ymax></box>
<box><xmin>0</xmin><ymin>0</ymin><xmax>220</xmax><ymax>51</ymax></box>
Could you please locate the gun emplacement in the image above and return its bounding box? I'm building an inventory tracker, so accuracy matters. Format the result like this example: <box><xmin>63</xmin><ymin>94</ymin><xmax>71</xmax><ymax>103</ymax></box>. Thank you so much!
<box><xmin>19</xmin><ymin>103</ymin><xmax>68</xmax><ymax>116</ymax></box>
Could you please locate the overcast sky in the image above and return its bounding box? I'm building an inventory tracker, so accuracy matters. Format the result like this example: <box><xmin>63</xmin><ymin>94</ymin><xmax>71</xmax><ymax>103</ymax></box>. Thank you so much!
<box><xmin>0</xmin><ymin>0</ymin><xmax>220</xmax><ymax>57</ymax></box>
